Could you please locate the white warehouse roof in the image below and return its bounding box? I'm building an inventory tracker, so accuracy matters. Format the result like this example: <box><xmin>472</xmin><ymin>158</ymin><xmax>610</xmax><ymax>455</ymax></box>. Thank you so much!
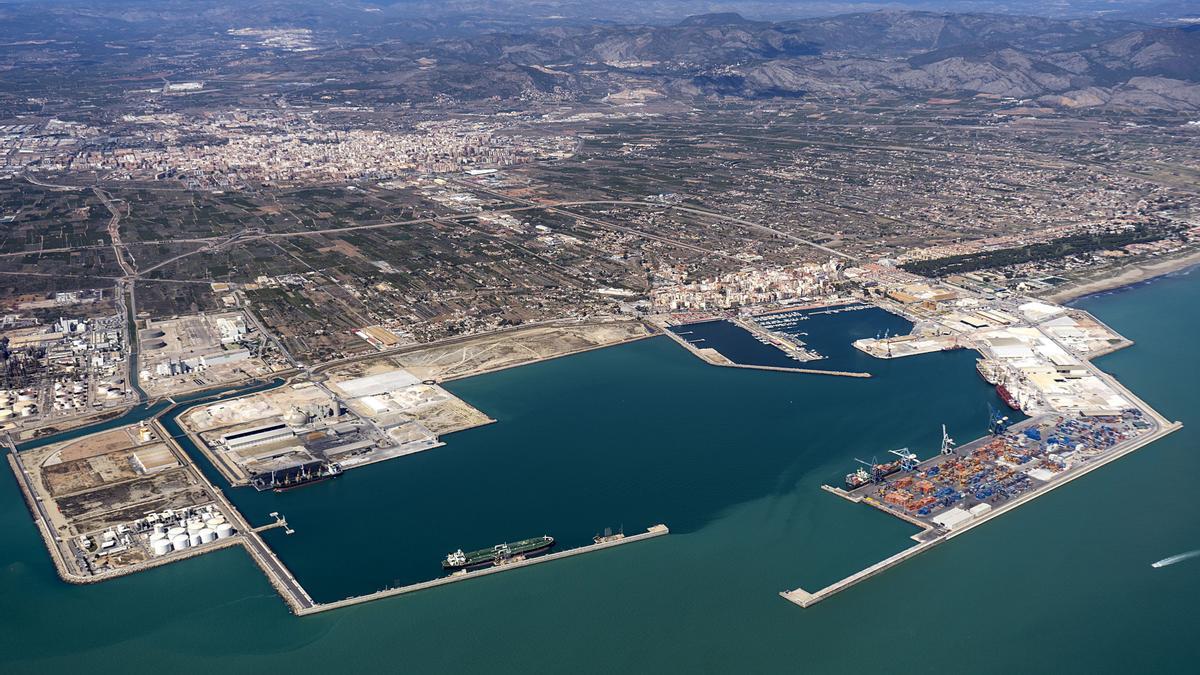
<box><xmin>335</xmin><ymin>369</ymin><xmax>421</xmax><ymax>398</ymax></box>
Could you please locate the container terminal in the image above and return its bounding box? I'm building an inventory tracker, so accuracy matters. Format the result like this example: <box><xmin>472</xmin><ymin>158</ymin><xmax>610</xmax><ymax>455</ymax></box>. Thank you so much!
<box><xmin>781</xmin><ymin>269</ymin><xmax>1182</xmax><ymax>608</ymax></box>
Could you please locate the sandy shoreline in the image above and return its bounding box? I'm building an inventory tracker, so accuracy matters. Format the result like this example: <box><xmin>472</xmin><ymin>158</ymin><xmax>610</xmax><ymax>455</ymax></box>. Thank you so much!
<box><xmin>1041</xmin><ymin>247</ymin><xmax>1200</xmax><ymax>304</ymax></box>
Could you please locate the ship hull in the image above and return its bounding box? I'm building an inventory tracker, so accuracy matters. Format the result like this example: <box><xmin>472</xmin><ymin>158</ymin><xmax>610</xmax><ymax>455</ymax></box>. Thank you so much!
<box><xmin>845</xmin><ymin>461</ymin><xmax>902</xmax><ymax>489</ymax></box>
<box><xmin>976</xmin><ymin>359</ymin><xmax>1002</xmax><ymax>386</ymax></box>
<box><xmin>996</xmin><ymin>384</ymin><xmax>1021</xmax><ymax>411</ymax></box>
<box><xmin>443</xmin><ymin>537</ymin><xmax>555</xmax><ymax>571</ymax></box>
<box><xmin>252</xmin><ymin>462</ymin><xmax>343</xmax><ymax>492</ymax></box>
<box><xmin>273</xmin><ymin>473</ymin><xmax>337</xmax><ymax>492</ymax></box>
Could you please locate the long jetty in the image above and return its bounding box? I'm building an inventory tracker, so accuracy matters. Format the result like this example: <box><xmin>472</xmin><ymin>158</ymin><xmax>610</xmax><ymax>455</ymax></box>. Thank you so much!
<box><xmin>295</xmin><ymin>524</ymin><xmax>670</xmax><ymax>616</ymax></box>
<box><xmin>658</xmin><ymin>323</ymin><xmax>871</xmax><ymax>378</ymax></box>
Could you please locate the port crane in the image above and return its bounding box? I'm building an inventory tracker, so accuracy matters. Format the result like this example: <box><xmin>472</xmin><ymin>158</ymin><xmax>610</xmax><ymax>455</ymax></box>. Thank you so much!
<box><xmin>940</xmin><ymin>424</ymin><xmax>956</xmax><ymax>455</ymax></box>
<box><xmin>853</xmin><ymin>456</ymin><xmax>885</xmax><ymax>483</ymax></box>
<box><xmin>888</xmin><ymin>447</ymin><xmax>918</xmax><ymax>471</ymax></box>
<box><xmin>988</xmin><ymin>404</ymin><xmax>1010</xmax><ymax>436</ymax></box>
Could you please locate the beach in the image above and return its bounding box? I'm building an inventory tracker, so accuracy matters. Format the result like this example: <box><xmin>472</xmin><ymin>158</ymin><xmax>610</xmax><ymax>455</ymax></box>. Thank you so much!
<box><xmin>1042</xmin><ymin>247</ymin><xmax>1200</xmax><ymax>303</ymax></box>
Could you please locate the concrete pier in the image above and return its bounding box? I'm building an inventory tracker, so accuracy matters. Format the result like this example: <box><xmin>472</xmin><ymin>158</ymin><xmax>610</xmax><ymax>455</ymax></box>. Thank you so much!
<box><xmin>252</xmin><ymin>514</ymin><xmax>289</xmax><ymax>533</ymax></box>
<box><xmin>295</xmin><ymin>524</ymin><xmax>670</xmax><ymax>616</ymax></box>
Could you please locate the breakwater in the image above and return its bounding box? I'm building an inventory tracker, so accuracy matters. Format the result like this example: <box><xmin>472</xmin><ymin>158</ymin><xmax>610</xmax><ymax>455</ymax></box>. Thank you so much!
<box><xmin>296</xmin><ymin>525</ymin><xmax>669</xmax><ymax>616</ymax></box>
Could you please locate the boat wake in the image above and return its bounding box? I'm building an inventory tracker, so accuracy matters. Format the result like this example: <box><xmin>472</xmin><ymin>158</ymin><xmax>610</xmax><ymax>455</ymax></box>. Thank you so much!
<box><xmin>1151</xmin><ymin>550</ymin><xmax>1200</xmax><ymax>568</ymax></box>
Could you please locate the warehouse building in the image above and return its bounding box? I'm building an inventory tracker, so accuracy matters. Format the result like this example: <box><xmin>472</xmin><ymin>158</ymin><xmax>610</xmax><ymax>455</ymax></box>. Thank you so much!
<box><xmin>221</xmin><ymin>422</ymin><xmax>295</xmax><ymax>451</ymax></box>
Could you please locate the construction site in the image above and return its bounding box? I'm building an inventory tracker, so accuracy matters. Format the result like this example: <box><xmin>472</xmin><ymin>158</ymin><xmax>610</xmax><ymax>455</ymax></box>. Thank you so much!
<box><xmin>383</xmin><ymin>320</ymin><xmax>654</xmax><ymax>382</ymax></box>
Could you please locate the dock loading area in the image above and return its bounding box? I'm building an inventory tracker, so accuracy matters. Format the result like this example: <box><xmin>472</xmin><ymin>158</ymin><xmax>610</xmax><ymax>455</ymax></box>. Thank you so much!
<box><xmin>784</xmin><ymin>401</ymin><xmax>1181</xmax><ymax>608</ymax></box>
<box><xmin>293</xmin><ymin>525</ymin><xmax>670</xmax><ymax>616</ymax></box>
<box><xmin>845</xmin><ymin>410</ymin><xmax>1153</xmax><ymax>535</ymax></box>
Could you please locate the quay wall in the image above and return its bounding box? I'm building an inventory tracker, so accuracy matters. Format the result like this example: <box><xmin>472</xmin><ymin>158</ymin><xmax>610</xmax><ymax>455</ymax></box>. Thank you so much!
<box><xmin>298</xmin><ymin>525</ymin><xmax>670</xmax><ymax>616</ymax></box>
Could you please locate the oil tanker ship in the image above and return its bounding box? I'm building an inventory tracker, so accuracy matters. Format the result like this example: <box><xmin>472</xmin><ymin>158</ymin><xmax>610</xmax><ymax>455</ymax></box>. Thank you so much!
<box><xmin>442</xmin><ymin>535</ymin><xmax>555</xmax><ymax>571</ymax></box>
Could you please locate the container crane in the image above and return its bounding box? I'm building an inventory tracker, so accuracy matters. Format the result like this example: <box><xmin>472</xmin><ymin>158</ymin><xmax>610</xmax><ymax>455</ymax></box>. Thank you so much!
<box><xmin>888</xmin><ymin>447</ymin><xmax>918</xmax><ymax>471</ymax></box>
<box><xmin>940</xmin><ymin>424</ymin><xmax>956</xmax><ymax>455</ymax></box>
<box><xmin>988</xmin><ymin>404</ymin><xmax>1009</xmax><ymax>436</ymax></box>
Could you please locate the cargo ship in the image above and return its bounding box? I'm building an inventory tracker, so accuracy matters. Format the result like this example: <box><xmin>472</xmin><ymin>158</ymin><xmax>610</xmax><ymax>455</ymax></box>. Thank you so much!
<box><xmin>996</xmin><ymin>383</ymin><xmax>1021</xmax><ymax>411</ymax></box>
<box><xmin>845</xmin><ymin>460</ymin><xmax>903</xmax><ymax>489</ymax></box>
<box><xmin>976</xmin><ymin>358</ymin><xmax>1004</xmax><ymax>386</ymax></box>
<box><xmin>250</xmin><ymin>461</ymin><xmax>342</xmax><ymax>492</ymax></box>
<box><xmin>442</xmin><ymin>535</ymin><xmax>555</xmax><ymax>571</ymax></box>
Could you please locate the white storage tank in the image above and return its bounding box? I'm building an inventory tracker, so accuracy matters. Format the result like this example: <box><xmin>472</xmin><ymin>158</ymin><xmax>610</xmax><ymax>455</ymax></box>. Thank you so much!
<box><xmin>154</xmin><ymin>523</ymin><xmax>166</xmax><ymax>535</ymax></box>
<box><xmin>171</xmin><ymin>534</ymin><xmax>190</xmax><ymax>551</ymax></box>
<box><xmin>199</xmin><ymin>528</ymin><xmax>216</xmax><ymax>544</ymax></box>
<box><xmin>206</xmin><ymin>517</ymin><xmax>225</xmax><ymax>529</ymax></box>
<box><xmin>167</xmin><ymin>526</ymin><xmax>186</xmax><ymax>539</ymax></box>
<box><xmin>150</xmin><ymin>531</ymin><xmax>166</xmax><ymax>543</ymax></box>
<box><xmin>215</xmin><ymin>523</ymin><xmax>234</xmax><ymax>539</ymax></box>
<box><xmin>152</xmin><ymin>538</ymin><xmax>173</xmax><ymax>556</ymax></box>
<box><xmin>187</xmin><ymin>520</ymin><xmax>204</xmax><ymax>533</ymax></box>
<box><xmin>189</xmin><ymin>532</ymin><xmax>203</xmax><ymax>547</ymax></box>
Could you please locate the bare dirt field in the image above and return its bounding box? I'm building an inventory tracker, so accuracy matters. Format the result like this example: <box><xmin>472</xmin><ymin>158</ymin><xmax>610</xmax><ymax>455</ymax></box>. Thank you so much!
<box><xmin>393</xmin><ymin>321</ymin><xmax>653</xmax><ymax>381</ymax></box>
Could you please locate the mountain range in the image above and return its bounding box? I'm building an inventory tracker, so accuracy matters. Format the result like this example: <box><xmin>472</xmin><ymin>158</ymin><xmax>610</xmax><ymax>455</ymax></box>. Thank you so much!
<box><xmin>428</xmin><ymin>11</ymin><xmax>1200</xmax><ymax>110</ymax></box>
<box><xmin>2</xmin><ymin>2</ymin><xmax>1198</xmax><ymax>111</ymax></box>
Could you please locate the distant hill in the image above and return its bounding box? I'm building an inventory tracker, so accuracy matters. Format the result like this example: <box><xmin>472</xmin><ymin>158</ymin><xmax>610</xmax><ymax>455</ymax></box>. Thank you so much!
<box><xmin>430</xmin><ymin>10</ymin><xmax>1200</xmax><ymax>109</ymax></box>
<box><xmin>2</xmin><ymin>2</ymin><xmax>1198</xmax><ymax>111</ymax></box>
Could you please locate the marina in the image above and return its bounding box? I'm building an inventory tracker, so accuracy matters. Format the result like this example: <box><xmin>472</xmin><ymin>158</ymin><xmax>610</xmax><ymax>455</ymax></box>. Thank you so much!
<box><xmin>660</xmin><ymin>319</ymin><xmax>872</xmax><ymax>378</ymax></box>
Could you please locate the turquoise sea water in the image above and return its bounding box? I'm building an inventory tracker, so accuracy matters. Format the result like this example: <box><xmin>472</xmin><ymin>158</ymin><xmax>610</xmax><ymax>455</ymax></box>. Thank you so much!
<box><xmin>3</xmin><ymin>269</ymin><xmax>1199</xmax><ymax>673</ymax></box>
